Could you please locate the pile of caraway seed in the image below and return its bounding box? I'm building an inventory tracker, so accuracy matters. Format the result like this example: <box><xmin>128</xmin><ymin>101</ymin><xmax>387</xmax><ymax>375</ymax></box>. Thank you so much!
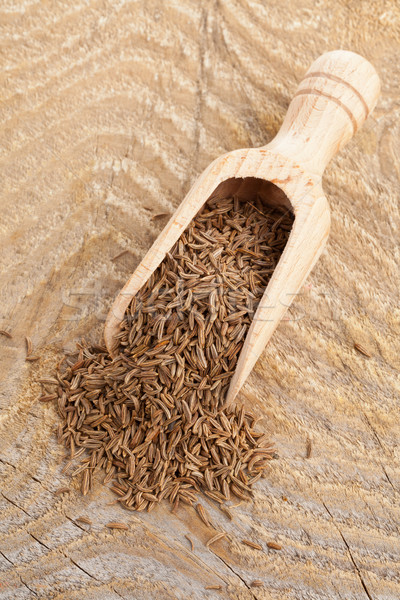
<box><xmin>41</xmin><ymin>195</ymin><xmax>293</xmax><ymax>512</ymax></box>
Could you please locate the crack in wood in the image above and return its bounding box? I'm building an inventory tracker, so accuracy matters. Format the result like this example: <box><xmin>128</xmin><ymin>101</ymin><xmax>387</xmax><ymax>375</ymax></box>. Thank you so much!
<box><xmin>323</xmin><ymin>502</ymin><xmax>374</xmax><ymax>600</ymax></box>
<box><xmin>381</xmin><ymin>465</ymin><xmax>397</xmax><ymax>493</ymax></box>
<box><xmin>144</xmin><ymin>524</ymin><xmax>230</xmax><ymax>585</ymax></box>
<box><xmin>1</xmin><ymin>492</ymin><xmax>31</xmax><ymax>517</ymax></box>
<box><xmin>0</xmin><ymin>456</ymin><xmax>17</xmax><ymax>470</ymax></box>
<box><xmin>111</xmin><ymin>586</ymin><xmax>126</xmax><ymax>600</ymax></box>
<box><xmin>19</xmin><ymin>575</ymin><xmax>39</xmax><ymax>597</ymax></box>
<box><xmin>1</xmin><ymin>457</ymin><xmax>54</xmax><ymax>495</ymax></box>
<box><xmin>64</xmin><ymin>513</ymin><xmax>88</xmax><ymax>533</ymax></box>
<box><xmin>0</xmin><ymin>549</ymin><xmax>15</xmax><ymax>566</ymax></box>
<box><xmin>361</xmin><ymin>411</ymin><xmax>398</xmax><ymax>493</ymax></box>
<box><xmin>68</xmin><ymin>556</ymin><xmax>100</xmax><ymax>582</ymax></box>
<box><xmin>28</xmin><ymin>531</ymin><xmax>50</xmax><ymax>551</ymax></box>
<box><xmin>208</xmin><ymin>547</ymin><xmax>258</xmax><ymax>599</ymax></box>
<box><xmin>0</xmin><ymin>553</ymin><xmax>38</xmax><ymax>598</ymax></box>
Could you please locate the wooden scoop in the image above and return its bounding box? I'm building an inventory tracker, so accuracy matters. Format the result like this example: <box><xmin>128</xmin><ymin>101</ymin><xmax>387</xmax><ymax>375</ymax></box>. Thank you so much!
<box><xmin>104</xmin><ymin>50</ymin><xmax>380</xmax><ymax>405</ymax></box>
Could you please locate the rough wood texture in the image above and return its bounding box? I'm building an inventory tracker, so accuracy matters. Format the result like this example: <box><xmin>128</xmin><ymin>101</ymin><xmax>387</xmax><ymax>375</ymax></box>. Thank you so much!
<box><xmin>1</xmin><ymin>2</ymin><xmax>399</xmax><ymax>599</ymax></box>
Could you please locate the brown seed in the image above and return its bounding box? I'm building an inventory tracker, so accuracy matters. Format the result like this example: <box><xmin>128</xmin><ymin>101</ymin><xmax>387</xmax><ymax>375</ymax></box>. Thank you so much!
<box><xmin>204</xmin><ymin>490</ymin><xmax>224</xmax><ymax>504</ymax></box>
<box><xmin>306</xmin><ymin>438</ymin><xmax>312</xmax><ymax>458</ymax></box>
<box><xmin>251</xmin><ymin>581</ymin><xmax>263</xmax><ymax>587</ymax></box>
<box><xmin>25</xmin><ymin>336</ymin><xmax>33</xmax><ymax>356</ymax></box>
<box><xmin>241</xmin><ymin>539</ymin><xmax>263</xmax><ymax>551</ymax></box>
<box><xmin>26</xmin><ymin>356</ymin><xmax>40</xmax><ymax>362</ymax></box>
<box><xmin>229</xmin><ymin>501</ymin><xmax>243</xmax><ymax>509</ymax></box>
<box><xmin>151</xmin><ymin>212</ymin><xmax>170</xmax><ymax>220</ymax></box>
<box><xmin>38</xmin><ymin>394</ymin><xmax>58</xmax><ymax>402</ymax></box>
<box><xmin>0</xmin><ymin>330</ymin><xmax>12</xmax><ymax>338</ymax></box>
<box><xmin>195</xmin><ymin>503</ymin><xmax>212</xmax><ymax>528</ymax></box>
<box><xmin>81</xmin><ymin>469</ymin><xmax>90</xmax><ymax>496</ymax></box>
<box><xmin>54</xmin><ymin>487</ymin><xmax>71</xmax><ymax>496</ymax></box>
<box><xmin>39</xmin><ymin>378</ymin><xmax>59</xmax><ymax>385</ymax></box>
<box><xmin>171</xmin><ymin>496</ymin><xmax>180</xmax><ymax>514</ymax></box>
<box><xmin>205</xmin><ymin>585</ymin><xmax>222</xmax><ymax>590</ymax></box>
<box><xmin>71</xmin><ymin>359</ymin><xmax>85</xmax><ymax>371</ymax></box>
<box><xmin>112</xmin><ymin>249</ymin><xmax>130</xmax><ymax>261</ymax></box>
<box><xmin>185</xmin><ymin>534</ymin><xmax>194</xmax><ymax>551</ymax></box>
<box><xmin>231</xmin><ymin>485</ymin><xmax>251</xmax><ymax>501</ymax></box>
<box><xmin>267</xmin><ymin>541</ymin><xmax>282</xmax><ymax>550</ymax></box>
<box><xmin>106</xmin><ymin>522</ymin><xmax>129</xmax><ymax>530</ymax></box>
<box><xmin>354</xmin><ymin>342</ymin><xmax>371</xmax><ymax>357</ymax></box>
<box><xmin>206</xmin><ymin>532</ymin><xmax>226</xmax><ymax>547</ymax></box>
<box><xmin>219</xmin><ymin>505</ymin><xmax>233</xmax><ymax>520</ymax></box>
<box><xmin>75</xmin><ymin>516</ymin><xmax>92</xmax><ymax>525</ymax></box>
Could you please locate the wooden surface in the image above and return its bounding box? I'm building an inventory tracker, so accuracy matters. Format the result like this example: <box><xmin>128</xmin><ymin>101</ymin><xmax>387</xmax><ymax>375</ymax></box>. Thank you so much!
<box><xmin>1</xmin><ymin>1</ymin><xmax>399</xmax><ymax>599</ymax></box>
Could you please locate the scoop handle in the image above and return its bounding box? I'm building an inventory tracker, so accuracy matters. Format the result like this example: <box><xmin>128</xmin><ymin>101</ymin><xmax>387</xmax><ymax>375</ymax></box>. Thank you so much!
<box><xmin>266</xmin><ymin>50</ymin><xmax>380</xmax><ymax>177</ymax></box>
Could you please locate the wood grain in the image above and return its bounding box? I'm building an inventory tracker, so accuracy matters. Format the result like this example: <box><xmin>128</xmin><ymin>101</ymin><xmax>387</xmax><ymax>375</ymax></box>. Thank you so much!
<box><xmin>1</xmin><ymin>1</ymin><xmax>399</xmax><ymax>599</ymax></box>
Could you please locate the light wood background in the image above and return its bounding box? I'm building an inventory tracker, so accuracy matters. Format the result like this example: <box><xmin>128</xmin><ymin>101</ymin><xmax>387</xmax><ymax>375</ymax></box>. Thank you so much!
<box><xmin>1</xmin><ymin>1</ymin><xmax>399</xmax><ymax>599</ymax></box>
